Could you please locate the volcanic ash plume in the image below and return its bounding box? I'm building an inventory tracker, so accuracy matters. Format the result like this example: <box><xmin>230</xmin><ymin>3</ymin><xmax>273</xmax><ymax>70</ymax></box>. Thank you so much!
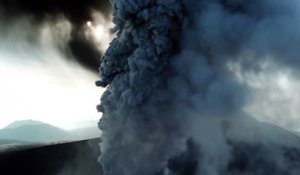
<box><xmin>97</xmin><ymin>0</ymin><xmax>300</xmax><ymax>175</ymax></box>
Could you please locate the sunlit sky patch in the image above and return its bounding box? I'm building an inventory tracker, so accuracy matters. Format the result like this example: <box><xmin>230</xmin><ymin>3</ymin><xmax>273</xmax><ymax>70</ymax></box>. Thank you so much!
<box><xmin>0</xmin><ymin>59</ymin><xmax>104</xmax><ymax>130</ymax></box>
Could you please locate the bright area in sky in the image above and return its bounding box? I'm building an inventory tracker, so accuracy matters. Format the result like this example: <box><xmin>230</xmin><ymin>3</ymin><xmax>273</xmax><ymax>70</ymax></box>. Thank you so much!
<box><xmin>85</xmin><ymin>11</ymin><xmax>113</xmax><ymax>53</ymax></box>
<box><xmin>0</xmin><ymin>60</ymin><xmax>104</xmax><ymax>130</ymax></box>
<box><xmin>230</xmin><ymin>61</ymin><xmax>300</xmax><ymax>132</ymax></box>
<box><xmin>0</xmin><ymin>15</ymin><xmax>108</xmax><ymax>130</ymax></box>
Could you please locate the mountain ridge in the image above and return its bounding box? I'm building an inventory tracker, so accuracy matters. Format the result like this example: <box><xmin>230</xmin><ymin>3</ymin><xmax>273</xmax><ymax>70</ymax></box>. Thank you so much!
<box><xmin>4</xmin><ymin>120</ymin><xmax>52</xmax><ymax>129</ymax></box>
<box><xmin>0</xmin><ymin>120</ymin><xmax>100</xmax><ymax>144</ymax></box>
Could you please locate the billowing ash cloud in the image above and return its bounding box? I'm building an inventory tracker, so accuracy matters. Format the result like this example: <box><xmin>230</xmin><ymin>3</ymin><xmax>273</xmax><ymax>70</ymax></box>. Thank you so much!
<box><xmin>0</xmin><ymin>0</ymin><xmax>111</xmax><ymax>72</ymax></box>
<box><xmin>97</xmin><ymin>0</ymin><xmax>300</xmax><ymax>175</ymax></box>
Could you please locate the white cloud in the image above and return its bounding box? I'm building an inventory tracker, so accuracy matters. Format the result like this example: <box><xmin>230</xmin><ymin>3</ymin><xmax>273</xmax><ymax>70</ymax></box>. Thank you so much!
<box><xmin>230</xmin><ymin>60</ymin><xmax>300</xmax><ymax>132</ymax></box>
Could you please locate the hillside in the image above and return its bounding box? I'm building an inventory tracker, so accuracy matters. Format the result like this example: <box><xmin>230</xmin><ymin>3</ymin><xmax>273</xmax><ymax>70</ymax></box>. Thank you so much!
<box><xmin>0</xmin><ymin>120</ymin><xmax>101</xmax><ymax>144</ymax></box>
<box><xmin>0</xmin><ymin>118</ymin><xmax>300</xmax><ymax>175</ymax></box>
<box><xmin>0</xmin><ymin>138</ymin><xmax>102</xmax><ymax>175</ymax></box>
<box><xmin>4</xmin><ymin>120</ymin><xmax>47</xmax><ymax>129</ymax></box>
<box><xmin>0</xmin><ymin>139</ymin><xmax>29</xmax><ymax>145</ymax></box>
<box><xmin>70</xmin><ymin>126</ymin><xmax>101</xmax><ymax>140</ymax></box>
<box><xmin>0</xmin><ymin>120</ymin><xmax>73</xmax><ymax>143</ymax></box>
<box><xmin>0</xmin><ymin>118</ymin><xmax>300</xmax><ymax>174</ymax></box>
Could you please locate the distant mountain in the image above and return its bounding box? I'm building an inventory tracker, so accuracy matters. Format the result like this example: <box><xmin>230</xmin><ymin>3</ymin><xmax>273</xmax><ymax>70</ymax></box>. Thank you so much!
<box><xmin>0</xmin><ymin>120</ymin><xmax>73</xmax><ymax>143</ymax></box>
<box><xmin>223</xmin><ymin>116</ymin><xmax>300</xmax><ymax>147</ymax></box>
<box><xmin>0</xmin><ymin>139</ymin><xmax>29</xmax><ymax>145</ymax></box>
<box><xmin>0</xmin><ymin>120</ymin><xmax>102</xmax><ymax>144</ymax></box>
<box><xmin>4</xmin><ymin>120</ymin><xmax>47</xmax><ymax>129</ymax></box>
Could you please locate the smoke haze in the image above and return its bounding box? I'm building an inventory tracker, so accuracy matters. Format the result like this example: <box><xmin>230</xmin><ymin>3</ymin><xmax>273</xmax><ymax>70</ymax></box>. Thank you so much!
<box><xmin>98</xmin><ymin>0</ymin><xmax>300</xmax><ymax>175</ymax></box>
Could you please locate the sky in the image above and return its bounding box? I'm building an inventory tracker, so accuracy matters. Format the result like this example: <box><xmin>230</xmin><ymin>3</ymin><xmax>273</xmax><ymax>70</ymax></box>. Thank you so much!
<box><xmin>0</xmin><ymin>52</ymin><xmax>104</xmax><ymax>130</ymax></box>
<box><xmin>0</xmin><ymin>0</ymin><xmax>111</xmax><ymax>130</ymax></box>
<box><xmin>230</xmin><ymin>61</ymin><xmax>300</xmax><ymax>132</ymax></box>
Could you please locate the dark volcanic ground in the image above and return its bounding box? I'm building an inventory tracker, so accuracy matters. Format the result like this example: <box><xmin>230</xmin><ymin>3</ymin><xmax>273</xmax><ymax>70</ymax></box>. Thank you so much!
<box><xmin>0</xmin><ymin>138</ymin><xmax>102</xmax><ymax>175</ymax></box>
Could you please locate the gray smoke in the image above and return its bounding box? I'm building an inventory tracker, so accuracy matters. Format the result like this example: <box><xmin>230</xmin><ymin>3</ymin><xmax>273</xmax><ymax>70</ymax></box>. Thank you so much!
<box><xmin>97</xmin><ymin>0</ymin><xmax>300</xmax><ymax>175</ymax></box>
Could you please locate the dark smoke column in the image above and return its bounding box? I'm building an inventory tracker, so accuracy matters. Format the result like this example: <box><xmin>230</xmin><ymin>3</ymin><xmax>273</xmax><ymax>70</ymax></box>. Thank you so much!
<box><xmin>97</xmin><ymin>0</ymin><xmax>184</xmax><ymax>175</ymax></box>
<box><xmin>96</xmin><ymin>0</ymin><xmax>300</xmax><ymax>174</ymax></box>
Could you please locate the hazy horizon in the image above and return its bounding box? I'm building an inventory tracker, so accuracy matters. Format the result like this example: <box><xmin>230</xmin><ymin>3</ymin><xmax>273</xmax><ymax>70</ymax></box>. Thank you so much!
<box><xmin>0</xmin><ymin>119</ymin><xmax>100</xmax><ymax>131</ymax></box>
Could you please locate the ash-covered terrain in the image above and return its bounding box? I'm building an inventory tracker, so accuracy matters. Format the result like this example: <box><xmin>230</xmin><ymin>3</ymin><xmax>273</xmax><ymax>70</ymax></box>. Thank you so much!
<box><xmin>0</xmin><ymin>120</ymin><xmax>100</xmax><ymax>153</ymax></box>
<box><xmin>0</xmin><ymin>119</ymin><xmax>300</xmax><ymax>175</ymax></box>
<box><xmin>0</xmin><ymin>138</ymin><xmax>101</xmax><ymax>175</ymax></box>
